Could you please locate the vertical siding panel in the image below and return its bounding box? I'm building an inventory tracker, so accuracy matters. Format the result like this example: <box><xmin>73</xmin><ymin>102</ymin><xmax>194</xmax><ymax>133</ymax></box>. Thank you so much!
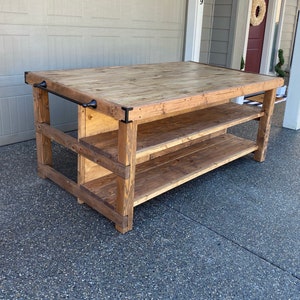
<box><xmin>47</xmin><ymin>35</ymin><xmax>84</xmax><ymax>69</ymax></box>
<box><xmin>0</xmin><ymin>0</ymin><xmax>27</xmax><ymax>13</ymax></box>
<box><xmin>0</xmin><ymin>99</ymin><xmax>10</xmax><ymax>136</ymax></box>
<box><xmin>200</xmin><ymin>0</ymin><xmax>215</xmax><ymax>63</ymax></box>
<box><xmin>87</xmin><ymin>0</ymin><xmax>121</xmax><ymax>20</ymax></box>
<box><xmin>209</xmin><ymin>0</ymin><xmax>233</xmax><ymax>67</ymax></box>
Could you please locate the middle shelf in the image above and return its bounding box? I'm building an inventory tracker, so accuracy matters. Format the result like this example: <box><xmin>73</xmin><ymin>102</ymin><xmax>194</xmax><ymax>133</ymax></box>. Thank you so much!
<box><xmin>80</xmin><ymin>102</ymin><xmax>264</xmax><ymax>165</ymax></box>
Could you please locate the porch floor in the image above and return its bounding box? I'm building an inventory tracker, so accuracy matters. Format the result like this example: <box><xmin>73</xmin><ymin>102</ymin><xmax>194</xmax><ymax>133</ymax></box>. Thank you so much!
<box><xmin>1</xmin><ymin>102</ymin><xmax>300</xmax><ymax>299</ymax></box>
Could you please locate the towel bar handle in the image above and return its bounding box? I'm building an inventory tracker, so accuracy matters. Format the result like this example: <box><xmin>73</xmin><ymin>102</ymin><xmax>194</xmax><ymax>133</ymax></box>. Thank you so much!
<box><xmin>33</xmin><ymin>81</ymin><xmax>97</xmax><ymax>109</ymax></box>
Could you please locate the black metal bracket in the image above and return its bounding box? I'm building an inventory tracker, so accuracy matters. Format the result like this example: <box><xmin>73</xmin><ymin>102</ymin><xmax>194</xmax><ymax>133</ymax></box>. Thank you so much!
<box><xmin>121</xmin><ymin>107</ymin><xmax>133</xmax><ymax>123</ymax></box>
<box><xmin>32</xmin><ymin>80</ymin><xmax>97</xmax><ymax>109</ymax></box>
<box><xmin>33</xmin><ymin>80</ymin><xmax>47</xmax><ymax>89</ymax></box>
<box><xmin>24</xmin><ymin>71</ymin><xmax>29</xmax><ymax>84</ymax></box>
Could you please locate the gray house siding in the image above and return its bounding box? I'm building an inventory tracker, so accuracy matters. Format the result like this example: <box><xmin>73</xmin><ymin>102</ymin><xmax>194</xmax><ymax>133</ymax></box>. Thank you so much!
<box><xmin>208</xmin><ymin>0</ymin><xmax>233</xmax><ymax>67</ymax></box>
<box><xmin>0</xmin><ymin>0</ymin><xmax>187</xmax><ymax>146</ymax></box>
<box><xmin>200</xmin><ymin>0</ymin><xmax>215</xmax><ymax>63</ymax></box>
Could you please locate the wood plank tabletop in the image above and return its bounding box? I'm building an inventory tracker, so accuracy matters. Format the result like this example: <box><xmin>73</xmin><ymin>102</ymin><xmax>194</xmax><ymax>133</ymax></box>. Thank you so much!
<box><xmin>25</xmin><ymin>62</ymin><xmax>283</xmax><ymax>121</ymax></box>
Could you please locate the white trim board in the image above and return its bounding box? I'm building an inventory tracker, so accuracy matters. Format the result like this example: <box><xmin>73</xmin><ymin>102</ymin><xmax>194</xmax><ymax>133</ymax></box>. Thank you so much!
<box><xmin>184</xmin><ymin>0</ymin><xmax>204</xmax><ymax>62</ymax></box>
<box><xmin>260</xmin><ymin>0</ymin><xmax>286</xmax><ymax>75</ymax></box>
<box><xmin>283</xmin><ymin>10</ymin><xmax>300</xmax><ymax>130</ymax></box>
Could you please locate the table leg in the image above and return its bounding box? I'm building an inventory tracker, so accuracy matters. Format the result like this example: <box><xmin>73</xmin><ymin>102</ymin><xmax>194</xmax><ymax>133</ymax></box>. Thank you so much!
<box><xmin>115</xmin><ymin>120</ymin><xmax>137</xmax><ymax>233</ymax></box>
<box><xmin>254</xmin><ymin>88</ymin><xmax>276</xmax><ymax>162</ymax></box>
<box><xmin>33</xmin><ymin>87</ymin><xmax>52</xmax><ymax>178</ymax></box>
<box><xmin>77</xmin><ymin>107</ymin><xmax>119</xmax><ymax>204</ymax></box>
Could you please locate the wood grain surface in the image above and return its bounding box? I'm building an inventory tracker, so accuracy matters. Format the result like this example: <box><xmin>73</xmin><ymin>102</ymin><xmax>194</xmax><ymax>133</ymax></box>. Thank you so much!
<box><xmin>26</xmin><ymin>62</ymin><xmax>283</xmax><ymax>120</ymax></box>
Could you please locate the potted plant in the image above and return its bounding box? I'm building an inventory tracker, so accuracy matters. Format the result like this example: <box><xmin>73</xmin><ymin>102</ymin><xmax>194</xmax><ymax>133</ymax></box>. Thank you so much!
<box><xmin>275</xmin><ymin>49</ymin><xmax>287</xmax><ymax>97</ymax></box>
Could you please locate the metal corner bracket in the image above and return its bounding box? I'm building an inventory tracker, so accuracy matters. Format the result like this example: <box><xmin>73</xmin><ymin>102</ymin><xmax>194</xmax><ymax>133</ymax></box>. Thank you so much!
<box><xmin>121</xmin><ymin>107</ymin><xmax>133</xmax><ymax>123</ymax></box>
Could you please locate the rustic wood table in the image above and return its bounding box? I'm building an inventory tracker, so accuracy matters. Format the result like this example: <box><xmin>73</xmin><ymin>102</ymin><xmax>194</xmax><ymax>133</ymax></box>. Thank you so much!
<box><xmin>25</xmin><ymin>62</ymin><xmax>283</xmax><ymax>233</ymax></box>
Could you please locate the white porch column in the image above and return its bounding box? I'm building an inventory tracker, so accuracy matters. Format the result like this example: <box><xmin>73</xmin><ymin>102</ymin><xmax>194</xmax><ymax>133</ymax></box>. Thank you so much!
<box><xmin>184</xmin><ymin>0</ymin><xmax>204</xmax><ymax>62</ymax></box>
<box><xmin>283</xmin><ymin>11</ymin><xmax>300</xmax><ymax>130</ymax></box>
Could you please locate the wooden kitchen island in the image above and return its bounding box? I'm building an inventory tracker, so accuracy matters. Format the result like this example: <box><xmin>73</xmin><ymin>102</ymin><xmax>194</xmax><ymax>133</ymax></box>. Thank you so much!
<box><xmin>25</xmin><ymin>62</ymin><xmax>283</xmax><ymax>233</ymax></box>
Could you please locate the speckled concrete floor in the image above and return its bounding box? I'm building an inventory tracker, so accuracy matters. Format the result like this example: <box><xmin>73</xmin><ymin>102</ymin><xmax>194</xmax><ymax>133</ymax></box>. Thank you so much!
<box><xmin>1</xmin><ymin>102</ymin><xmax>299</xmax><ymax>299</ymax></box>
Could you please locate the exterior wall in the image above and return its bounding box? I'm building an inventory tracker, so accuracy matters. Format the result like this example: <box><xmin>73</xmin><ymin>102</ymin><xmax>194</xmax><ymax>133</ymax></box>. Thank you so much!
<box><xmin>229</xmin><ymin>0</ymin><xmax>252</xmax><ymax>70</ymax></box>
<box><xmin>206</xmin><ymin>0</ymin><xmax>300</xmax><ymax>72</ymax></box>
<box><xmin>208</xmin><ymin>0</ymin><xmax>234</xmax><ymax>66</ymax></box>
<box><xmin>0</xmin><ymin>0</ymin><xmax>186</xmax><ymax>146</ymax></box>
<box><xmin>200</xmin><ymin>0</ymin><xmax>215</xmax><ymax>63</ymax></box>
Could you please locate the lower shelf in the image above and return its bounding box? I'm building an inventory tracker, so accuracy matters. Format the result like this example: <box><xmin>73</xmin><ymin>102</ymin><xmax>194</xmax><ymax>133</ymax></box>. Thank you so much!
<box><xmin>82</xmin><ymin>134</ymin><xmax>258</xmax><ymax>207</ymax></box>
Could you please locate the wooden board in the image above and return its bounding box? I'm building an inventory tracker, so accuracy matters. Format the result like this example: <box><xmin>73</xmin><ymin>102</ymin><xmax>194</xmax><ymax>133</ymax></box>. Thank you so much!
<box><xmin>26</xmin><ymin>62</ymin><xmax>283</xmax><ymax>233</ymax></box>
<box><xmin>245</xmin><ymin>93</ymin><xmax>285</xmax><ymax>104</ymax></box>
<box><xmin>80</xmin><ymin>102</ymin><xmax>263</xmax><ymax>164</ymax></box>
<box><xmin>77</xmin><ymin>106</ymin><xmax>118</xmax><ymax>202</ymax></box>
<box><xmin>82</xmin><ymin>134</ymin><xmax>258</xmax><ymax>207</ymax></box>
<box><xmin>25</xmin><ymin>62</ymin><xmax>284</xmax><ymax>121</ymax></box>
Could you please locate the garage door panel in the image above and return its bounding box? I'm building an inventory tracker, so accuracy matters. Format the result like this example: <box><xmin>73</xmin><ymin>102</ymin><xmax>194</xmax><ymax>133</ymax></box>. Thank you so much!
<box><xmin>47</xmin><ymin>0</ymin><xmax>83</xmax><ymax>17</ymax></box>
<box><xmin>0</xmin><ymin>0</ymin><xmax>28</xmax><ymax>14</ymax></box>
<box><xmin>0</xmin><ymin>0</ymin><xmax>187</xmax><ymax>146</ymax></box>
<box><xmin>0</xmin><ymin>95</ymin><xmax>34</xmax><ymax>135</ymax></box>
<box><xmin>48</xmin><ymin>35</ymin><xmax>85</xmax><ymax>69</ymax></box>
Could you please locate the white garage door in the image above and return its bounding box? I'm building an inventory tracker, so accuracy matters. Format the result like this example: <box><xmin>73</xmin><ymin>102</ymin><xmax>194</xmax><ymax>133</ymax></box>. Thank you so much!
<box><xmin>0</xmin><ymin>0</ymin><xmax>187</xmax><ymax>146</ymax></box>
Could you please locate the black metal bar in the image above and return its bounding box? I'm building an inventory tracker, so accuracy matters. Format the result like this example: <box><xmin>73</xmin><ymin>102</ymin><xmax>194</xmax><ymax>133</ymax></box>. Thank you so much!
<box><xmin>32</xmin><ymin>80</ymin><xmax>97</xmax><ymax>109</ymax></box>
<box><xmin>82</xmin><ymin>99</ymin><xmax>97</xmax><ymax>108</ymax></box>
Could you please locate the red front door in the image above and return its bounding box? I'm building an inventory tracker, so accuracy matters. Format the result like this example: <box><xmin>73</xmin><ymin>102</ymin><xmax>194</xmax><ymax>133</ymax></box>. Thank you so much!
<box><xmin>245</xmin><ymin>0</ymin><xmax>269</xmax><ymax>73</ymax></box>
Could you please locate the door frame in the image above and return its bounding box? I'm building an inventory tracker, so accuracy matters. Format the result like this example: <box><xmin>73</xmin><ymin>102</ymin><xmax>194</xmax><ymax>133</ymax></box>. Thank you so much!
<box><xmin>230</xmin><ymin>0</ymin><xmax>252</xmax><ymax>70</ymax></box>
<box><xmin>283</xmin><ymin>10</ymin><xmax>300</xmax><ymax>130</ymax></box>
<box><xmin>230</xmin><ymin>0</ymin><xmax>285</xmax><ymax>74</ymax></box>
<box><xmin>184</xmin><ymin>0</ymin><xmax>204</xmax><ymax>62</ymax></box>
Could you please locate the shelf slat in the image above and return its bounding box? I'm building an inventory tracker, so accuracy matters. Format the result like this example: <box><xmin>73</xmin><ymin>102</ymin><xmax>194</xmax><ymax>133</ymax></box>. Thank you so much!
<box><xmin>80</xmin><ymin>102</ymin><xmax>263</xmax><ymax>164</ymax></box>
<box><xmin>82</xmin><ymin>134</ymin><xmax>258</xmax><ymax>207</ymax></box>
